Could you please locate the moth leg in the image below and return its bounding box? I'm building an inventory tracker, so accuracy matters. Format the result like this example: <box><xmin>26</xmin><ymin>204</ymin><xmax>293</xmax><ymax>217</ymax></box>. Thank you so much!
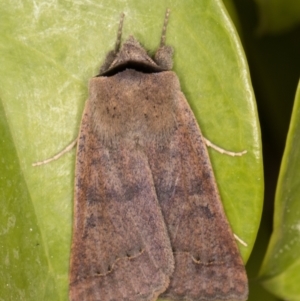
<box><xmin>32</xmin><ymin>138</ymin><xmax>77</xmax><ymax>166</ymax></box>
<box><xmin>234</xmin><ymin>233</ymin><xmax>248</xmax><ymax>247</ymax></box>
<box><xmin>204</xmin><ymin>137</ymin><xmax>247</xmax><ymax>157</ymax></box>
<box><xmin>204</xmin><ymin>138</ymin><xmax>248</xmax><ymax>246</ymax></box>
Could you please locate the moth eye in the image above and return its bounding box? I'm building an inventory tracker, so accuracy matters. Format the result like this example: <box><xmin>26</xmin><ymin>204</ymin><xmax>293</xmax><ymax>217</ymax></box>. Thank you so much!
<box><xmin>108</xmin><ymin>265</ymin><xmax>112</xmax><ymax>271</ymax></box>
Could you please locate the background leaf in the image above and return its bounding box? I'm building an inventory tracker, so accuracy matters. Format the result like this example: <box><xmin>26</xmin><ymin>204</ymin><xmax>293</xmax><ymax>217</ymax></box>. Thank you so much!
<box><xmin>259</xmin><ymin>81</ymin><xmax>300</xmax><ymax>300</ymax></box>
<box><xmin>0</xmin><ymin>0</ymin><xmax>262</xmax><ymax>299</ymax></box>
<box><xmin>231</xmin><ymin>1</ymin><xmax>300</xmax><ymax>300</ymax></box>
<box><xmin>253</xmin><ymin>0</ymin><xmax>300</xmax><ymax>35</ymax></box>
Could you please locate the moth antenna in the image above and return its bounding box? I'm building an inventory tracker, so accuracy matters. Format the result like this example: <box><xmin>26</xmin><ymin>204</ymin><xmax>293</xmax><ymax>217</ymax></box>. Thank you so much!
<box><xmin>115</xmin><ymin>13</ymin><xmax>125</xmax><ymax>53</ymax></box>
<box><xmin>160</xmin><ymin>9</ymin><xmax>170</xmax><ymax>47</ymax></box>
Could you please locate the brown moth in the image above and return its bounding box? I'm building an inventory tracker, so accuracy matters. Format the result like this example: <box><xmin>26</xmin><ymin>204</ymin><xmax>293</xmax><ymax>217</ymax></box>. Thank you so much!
<box><xmin>68</xmin><ymin>9</ymin><xmax>248</xmax><ymax>301</ymax></box>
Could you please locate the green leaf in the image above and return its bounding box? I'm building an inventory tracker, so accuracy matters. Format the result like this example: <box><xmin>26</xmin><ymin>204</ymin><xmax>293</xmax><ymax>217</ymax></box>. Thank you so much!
<box><xmin>0</xmin><ymin>99</ymin><xmax>60</xmax><ymax>300</ymax></box>
<box><xmin>222</xmin><ymin>0</ymin><xmax>243</xmax><ymax>36</ymax></box>
<box><xmin>0</xmin><ymin>0</ymin><xmax>262</xmax><ymax>299</ymax></box>
<box><xmin>253</xmin><ymin>0</ymin><xmax>300</xmax><ymax>35</ymax></box>
<box><xmin>259</xmin><ymin>80</ymin><xmax>300</xmax><ymax>300</ymax></box>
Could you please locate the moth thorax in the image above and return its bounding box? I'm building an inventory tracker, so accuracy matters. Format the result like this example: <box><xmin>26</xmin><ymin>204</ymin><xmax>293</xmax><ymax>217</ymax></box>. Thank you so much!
<box><xmin>89</xmin><ymin>70</ymin><xmax>179</xmax><ymax>146</ymax></box>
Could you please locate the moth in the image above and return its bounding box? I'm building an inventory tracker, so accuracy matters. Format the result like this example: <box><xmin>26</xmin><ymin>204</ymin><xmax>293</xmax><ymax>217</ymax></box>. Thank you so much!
<box><xmin>35</xmin><ymin>9</ymin><xmax>248</xmax><ymax>301</ymax></box>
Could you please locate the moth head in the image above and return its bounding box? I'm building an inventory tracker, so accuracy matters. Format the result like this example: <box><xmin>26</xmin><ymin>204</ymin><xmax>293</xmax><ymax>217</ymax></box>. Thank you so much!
<box><xmin>98</xmin><ymin>10</ymin><xmax>173</xmax><ymax>76</ymax></box>
<box><xmin>99</xmin><ymin>36</ymin><xmax>172</xmax><ymax>76</ymax></box>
